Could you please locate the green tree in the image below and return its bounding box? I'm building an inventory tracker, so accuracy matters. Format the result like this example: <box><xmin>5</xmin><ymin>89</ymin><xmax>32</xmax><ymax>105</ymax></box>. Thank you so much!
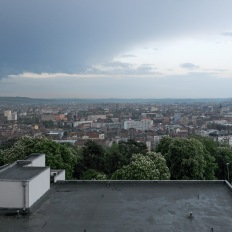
<box><xmin>111</xmin><ymin>152</ymin><xmax>170</xmax><ymax>180</ymax></box>
<box><xmin>0</xmin><ymin>136</ymin><xmax>78</xmax><ymax>179</ymax></box>
<box><xmin>202</xmin><ymin>151</ymin><xmax>217</xmax><ymax>180</ymax></box>
<box><xmin>82</xmin><ymin>140</ymin><xmax>105</xmax><ymax>170</ymax></box>
<box><xmin>102</xmin><ymin>139</ymin><xmax>148</xmax><ymax>177</ymax></box>
<box><xmin>104</xmin><ymin>143</ymin><xmax>128</xmax><ymax>175</ymax></box>
<box><xmin>155</xmin><ymin>136</ymin><xmax>173</xmax><ymax>155</ymax></box>
<box><xmin>32</xmin><ymin>140</ymin><xmax>77</xmax><ymax>179</ymax></box>
<box><xmin>192</xmin><ymin>135</ymin><xmax>219</xmax><ymax>155</ymax></box>
<box><xmin>165</xmin><ymin>138</ymin><xmax>215</xmax><ymax>180</ymax></box>
<box><xmin>190</xmin><ymin>136</ymin><xmax>218</xmax><ymax>180</ymax></box>
<box><xmin>214</xmin><ymin>147</ymin><xmax>232</xmax><ymax>181</ymax></box>
<box><xmin>118</xmin><ymin>139</ymin><xmax>147</xmax><ymax>161</ymax></box>
<box><xmin>147</xmin><ymin>152</ymin><xmax>170</xmax><ymax>180</ymax></box>
<box><xmin>81</xmin><ymin>169</ymin><xmax>107</xmax><ymax>180</ymax></box>
<box><xmin>74</xmin><ymin>140</ymin><xmax>106</xmax><ymax>178</ymax></box>
<box><xmin>0</xmin><ymin>137</ymin><xmax>19</xmax><ymax>150</ymax></box>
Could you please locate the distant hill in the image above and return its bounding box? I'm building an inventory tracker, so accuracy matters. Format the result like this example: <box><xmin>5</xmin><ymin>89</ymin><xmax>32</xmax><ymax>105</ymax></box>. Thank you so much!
<box><xmin>0</xmin><ymin>96</ymin><xmax>232</xmax><ymax>105</ymax></box>
<box><xmin>0</xmin><ymin>97</ymin><xmax>51</xmax><ymax>105</ymax></box>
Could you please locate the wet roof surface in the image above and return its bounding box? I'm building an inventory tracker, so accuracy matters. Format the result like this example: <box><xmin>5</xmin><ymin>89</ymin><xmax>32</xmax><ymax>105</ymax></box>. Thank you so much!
<box><xmin>0</xmin><ymin>163</ymin><xmax>48</xmax><ymax>181</ymax></box>
<box><xmin>25</xmin><ymin>154</ymin><xmax>44</xmax><ymax>161</ymax></box>
<box><xmin>1</xmin><ymin>181</ymin><xmax>232</xmax><ymax>231</ymax></box>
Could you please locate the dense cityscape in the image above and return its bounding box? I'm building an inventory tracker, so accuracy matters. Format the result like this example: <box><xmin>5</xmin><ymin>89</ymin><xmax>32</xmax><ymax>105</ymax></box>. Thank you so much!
<box><xmin>1</xmin><ymin>99</ymin><xmax>232</xmax><ymax>148</ymax></box>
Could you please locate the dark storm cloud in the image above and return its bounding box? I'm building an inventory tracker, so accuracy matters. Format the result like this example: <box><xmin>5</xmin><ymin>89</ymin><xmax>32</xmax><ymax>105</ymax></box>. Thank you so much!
<box><xmin>1</xmin><ymin>0</ymin><xmax>232</xmax><ymax>78</ymax></box>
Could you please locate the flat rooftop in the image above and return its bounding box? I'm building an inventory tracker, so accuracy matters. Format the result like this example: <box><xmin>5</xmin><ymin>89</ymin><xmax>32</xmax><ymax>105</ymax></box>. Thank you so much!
<box><xmin>0</xmin><ymin>163</ymin><xmax>48</xmax><ymax>181</ymax></box>
<box><xmin>1</xmin><ymin>181</ymin><xmax>232</xmax><ymax>231</ymax></box>
<box><xmin>25</xmin><ymin>153</ymin><xmax>44</xmax><ymax>161</ymax></box>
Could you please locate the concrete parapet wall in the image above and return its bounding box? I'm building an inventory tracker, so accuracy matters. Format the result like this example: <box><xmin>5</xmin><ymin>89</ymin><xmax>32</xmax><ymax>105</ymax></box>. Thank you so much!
<box><xmin>56</xmin><ymin>180</ymin><xmax>226</xmax><ymax>185</ymax></box>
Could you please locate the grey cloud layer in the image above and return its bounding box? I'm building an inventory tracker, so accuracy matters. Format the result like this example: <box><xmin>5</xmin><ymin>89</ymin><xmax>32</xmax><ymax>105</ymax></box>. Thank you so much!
<box><xmin>2</xmin><ymin>72</ymin><xmax>232</xmax><ymax>98</ymax></box>
<box><xmin>87</xmin><ymin>61</ymin><xmax>157</xmax><ymax>75</ymax></box>
<box><xmin>1</xmin><ymin>0</ymin><xmax>232</xmax><ymax>78</ymax></box>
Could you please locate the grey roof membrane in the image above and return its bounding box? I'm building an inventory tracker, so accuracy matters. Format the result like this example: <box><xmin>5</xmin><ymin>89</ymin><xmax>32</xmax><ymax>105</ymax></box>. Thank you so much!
<box><xmin>1</xmin><ymin>181</ymin><xmax>232</xmax><ymax>231</ymax></box>
<box><xmin>0</xmin><ymin>163</ymin><xmax>48</xmax><ymax>181</ymax></box>
<box><xmin>25</xmin><ymin>153</ymin><xmax>45</xmax><ymax>161</ymax></box>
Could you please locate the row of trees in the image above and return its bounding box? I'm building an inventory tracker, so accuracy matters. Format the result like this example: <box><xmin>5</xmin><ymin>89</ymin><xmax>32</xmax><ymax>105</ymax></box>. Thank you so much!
<box><xmin>0</xmin><ymin>135</ymin><xmax>232</xmax><ymax>181</ymax></box>
<box><xmin>74</xmin><ymin>139</ymin><xmax>160</xmax><ymax>179</ymax></box>
<box><xmin>0</xmin><ymin>137</ymin><xmax>169</xmax><ymax>180</ymax></box>
<box><xmin>0</xmin><ymin>136</ymin><xmax>77</xmax><ymax>179</ymax></box>
<box><xmin>156</xmin><ymin>136</ymin><xmax>232</xmax><ymax>180</ymax></box>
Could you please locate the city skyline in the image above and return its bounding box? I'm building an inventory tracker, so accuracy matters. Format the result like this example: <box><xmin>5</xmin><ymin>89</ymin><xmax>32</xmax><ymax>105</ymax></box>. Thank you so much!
<box><xmin>1</xmin><ymin>0</ymin><xmax>232</xmax><ymax>98</ymax></box>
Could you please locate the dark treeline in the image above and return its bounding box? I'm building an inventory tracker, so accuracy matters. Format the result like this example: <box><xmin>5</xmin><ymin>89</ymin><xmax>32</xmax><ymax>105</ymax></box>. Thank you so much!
<box><xmin>0</xmin><ymin>135</ymin><xmax>231</xmax><ymax>181</ymax></box>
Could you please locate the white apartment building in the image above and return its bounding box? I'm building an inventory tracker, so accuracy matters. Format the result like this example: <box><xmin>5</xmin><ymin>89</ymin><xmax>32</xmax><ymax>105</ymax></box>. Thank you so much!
<box><xmin>73</xmin><ymin>121</ymin><xmax>93</xmax><ymax>128</ymax></box>
<box><xmin>124</xmin><ymin>119</ymin><xmax>153</xmax><ymax>131</ymax></box>
<box><xmin>4</xmin><ymin>110</ymin><xmax>11</xmax><ymax>117</ymax></box>
<box><xmin>8</xmin><ymin>112</ymin><xmax>17</xmax><ymax>121</ymax></box>
<box><xmin>87</xmin><ymin>115</ymin><xmax>107</xmax><ymax>121</ymax></box>
<box><xmin>4</xmin><ymin>110</ymin><xmax>17</xmax><ymax>121</ymax></box>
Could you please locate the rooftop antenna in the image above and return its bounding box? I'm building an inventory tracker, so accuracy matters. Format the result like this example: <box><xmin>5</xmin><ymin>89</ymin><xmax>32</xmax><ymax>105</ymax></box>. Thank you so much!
<box><xmin>187</xmin><ymin>212</ymin><xmax>193</xmax><ymax>219</ymax></box>
<box><xmin>17</xmin><ymin>210</ymin><xmax>20</xmax><ymax>218</ymax></box>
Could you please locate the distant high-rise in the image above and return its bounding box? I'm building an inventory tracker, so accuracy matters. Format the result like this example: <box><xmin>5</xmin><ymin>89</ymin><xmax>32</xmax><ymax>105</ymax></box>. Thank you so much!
<box><xmin>9</xmin><ymin>112</ymin><xmax>17</xmax><ymax>121</ymax></box>
<box><xmin>173</xmin><ymin>113</ymin><xmax>181</xmax><ymax>124</ymax></box>
<box><xmin>4</xmin><ymin>110</ymin><xmax>17</xmax><ymax>121</ymax></box>
<box><xmin>115</xmin><ymin>103</ymin><xmax>119</xmax><ymax>111</ymax></box>
<box><xmin>124</xmin><ymin>119</ymin><xmax>153</xmax><ymax>131</ymax></box>
<box><xmin>4</xmin><ymin>110</ymin><xmax>11</xmax><ymax>117</ymax></box>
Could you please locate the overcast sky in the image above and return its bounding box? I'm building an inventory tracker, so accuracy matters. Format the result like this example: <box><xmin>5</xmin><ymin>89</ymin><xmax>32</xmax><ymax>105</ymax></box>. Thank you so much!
<box><xmin>1</xmin><ymin>0</ymin><xmax>232</xmax><ymax>98</ymax></box>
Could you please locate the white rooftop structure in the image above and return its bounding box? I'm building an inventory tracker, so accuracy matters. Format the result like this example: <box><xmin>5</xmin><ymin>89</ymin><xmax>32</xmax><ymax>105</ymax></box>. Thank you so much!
<box><xmin>0</xmin><ymin>154</ymin><xmax>65</xmax><ymax>211</ymax></box>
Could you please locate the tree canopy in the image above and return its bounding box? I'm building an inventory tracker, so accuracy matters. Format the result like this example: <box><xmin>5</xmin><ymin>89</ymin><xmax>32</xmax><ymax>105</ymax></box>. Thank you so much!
<box><xmin>1</xmin><ymin>135</ymin><xmax>232</xmax><ymax>181</ymax></box>
<box><xmin>74</xmin><ymin>140</ymin><xmax>106</xmax><ymax>179</ymax></box>
<box><xmin>74</xmin><ymin>139</ymin><xmax>149</xmax><ymax>179</ymax></box>
<box><xmin>0</xmin><ymin>136</ymin><xmax>78</xmax><ymax>179</ymax></box>
<box><xmin>111</xmin><ymin>152</ymin><xmax>170</xmax><ymax>180</ymax></box>
<box><xmin>157</xmin><ymin>137</ymin><xmax>217</xmax><ymax>180</ymax></box>
<box><xmin>81</xmin><ymin>169</ymin><xmax>107</xmax><ymax>180</ymax></box>
<box><xmin>214</xmin><ymin>147</ymin><xmax>232</xmax><ymax>181</ymax></box>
